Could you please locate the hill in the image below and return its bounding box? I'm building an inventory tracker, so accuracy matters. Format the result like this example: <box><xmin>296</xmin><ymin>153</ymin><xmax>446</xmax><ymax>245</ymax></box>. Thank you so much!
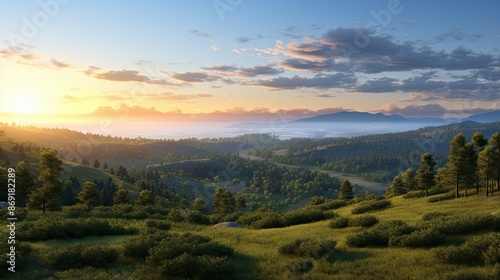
<box><xmin>293</xmin><ymin>111</ymin><xmax>409</xmax><ymax>123</ymax></box>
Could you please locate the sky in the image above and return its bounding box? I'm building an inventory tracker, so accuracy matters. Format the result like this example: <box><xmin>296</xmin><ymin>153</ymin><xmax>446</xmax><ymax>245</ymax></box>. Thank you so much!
<box><xmin>1</xmin><ymin>0</ymin><xmax>499</xmax><ymax>121</ymax></box>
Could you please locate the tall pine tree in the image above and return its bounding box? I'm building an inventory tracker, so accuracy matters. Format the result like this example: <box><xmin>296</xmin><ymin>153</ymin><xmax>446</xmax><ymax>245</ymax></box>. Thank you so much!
<box><xmin>417</xmin><ymin>153</ymin><xmax>436</xmax><ymax>197</ymax></box>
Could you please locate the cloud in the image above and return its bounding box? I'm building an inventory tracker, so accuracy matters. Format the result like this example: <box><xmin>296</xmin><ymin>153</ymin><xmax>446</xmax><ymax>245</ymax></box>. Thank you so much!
<box><xmin>187</xmin><ymin>29</ymin><xmax>210</xmax><ymax>37</ymax></box>
<box><xmin>202</xmin><ymin>64</ymin><xmax>238</xmax><ymax>72</ymax></box>
<box><xmin>104</xmin><ymin>92</ymin><xmax>214</xmax><ymax>102</ymax></box>
<box><xmin>51</xmin><ymin>59</ymin><xmax>70</xmax><ymax>68</ymax></box>
<box><xmin>314</xmin><ymin>93</ymin><xmax>336</xmax><ymax>98</ymax></box>
<box><xmin>380</xmin><ymin>103</ymin><xmax>448</xmax><ymax>118</ymax></box>
<box><xmin>244</xmin><ymin>72</ymin><xmax>356</xmax><ymax>90</ymax></box>
<box><xmin>171</xmin><ymin>71</ymin><xmax>218</xmax><ymax>83</ymax></box>
<box><xmin>46</xmin><ymin>95</ymin><xmax>87</xmax><ymax>104</ymax></box>
<box><xmin>280</xmin><ymin>27</ymin><xmax>498</xmax><ymax>73</ymax></box>
<box><xmin>238</xmin><ymin>65</ymin><xmax>284</xmax><ymax>77</ymax></box>
<box><xmin>433</xmin><ymin>28</ymin><xmax>482</xmax><ymax>43</ymax></box>
<box><xmin>88</xmin><ymin>68</ymin><xmax>179</xmax><ymax>86</ymax></box>
<box><xmin>210</xmin><ymin>43</ymin><xmax>221</xmax><ymax>51</ymax></box>
<box><xmin>237</xmin><ymin>34</ymin><xmax>263</xmax><ymax>43</ymax></box>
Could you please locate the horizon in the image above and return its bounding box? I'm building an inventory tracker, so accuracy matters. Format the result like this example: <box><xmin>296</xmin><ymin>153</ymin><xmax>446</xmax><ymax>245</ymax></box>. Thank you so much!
<box><xmin>1</xmin><ymin>0</ymin><xmax>500</xmax><ymax>128</ymax></box>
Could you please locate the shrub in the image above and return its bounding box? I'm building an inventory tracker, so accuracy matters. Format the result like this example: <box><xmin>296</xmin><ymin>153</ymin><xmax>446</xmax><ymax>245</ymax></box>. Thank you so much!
<box><xmin>288</xmin><ymin>258</ymin><xmax>314</xmax><ymax>275</ymax></box>
<box><xmin>351</xmin><ymin>199</ymin><xmax>391</xmax><ymax>214</ymax></box>
<box><xmin>424</xmin><ymin>214</ymin><xmax>500</xmax><ymax>235</ymax></box>
<box><xmin>349</xmin><ymin>215</ymin><xmax>379</xmax><ymax>227</ymax></box>
<box><xmin>122</xmin><ymin>233</ymin><xmax>167</xmax><ymax>260</ymax></box>
<box><xmin>389</xmin><ymin>228</ymin><xmax>446</xmax><ymax>247</ymax></box>
<box><xmin>135</xmin><ymin>233</ymin><xmax>235</xmax><ymax>279</ymax></box>
<box><xmin>311</xmin><ymin>199</ymin><xmax>346</xmax><ymax>211</ymax></box>
<box><xmin>427</xmin><ymin>192</ymin><xmax>455</xmax><ymax>203</ymax></box>
<box><xmin>18</xmin><ymin>217</ymin><xmax>137</xmax><ymax>241</ymax></box>
<box><xmin>278</xmin><ymin>238</ymin><xmax>336</xmax><ymax>260</ymax></box>
<box><xmin>346</xmin><ymin>220</ymin><xmax>414</xmax><ymax>247</ymax></box>
<box><xmin>403</xmin><ymin>190</ymin><xmax>425</xmax><ymax>199</ymax></box>
<box><xmin>421</xmin><ymin>211</ymin><xmax>449</xmax><ymax>221</ymax></box>
<box><xmin>144</xmin><ymin>219</ymin><xmax>171</xmax><ymax>231</ymax></box>
<box><xmin>435</xmin><ymin>233</ymin><xmax>500</xmax><ymax>265</ymax></box>
<box><xmin>43</xmin><ymin>244</ymin><xmax>118</xmax><ymax>270</ymax></box>
<box><xmin>282</xmin><ymin>209</ymin><xmax>334</xmax><ymax>227</ymax></box>
<box><xmin>250</xmin><ymin>213</ymin><xmax>284</xmax><ymax>229</ymax></box>
<box><xmin>328</xmin><ymin>217</ymin><xmax>349</xmax><ymax>229</ymax></box>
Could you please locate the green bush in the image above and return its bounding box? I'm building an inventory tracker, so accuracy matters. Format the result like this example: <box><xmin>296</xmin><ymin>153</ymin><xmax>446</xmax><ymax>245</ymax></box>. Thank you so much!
<box><xmin>282</xmin><ymin>209</ymin><xmax>334</xmax><ymax>227</ymax></box>
<box><xmin>52</xmin><ymin>267</ymin><xmax>116</xmax><ymax>280</ymax></box>
<box><xmin>18</xmin><ymin>217</ymin><xmax>137</xmax><ymax>241</ymax></box>
<box><xmin>427</xmin><ymin>192</ymin><xmax>455</xmax><ymax>203</ymax></box>
<box><xmin>421</xmin><ymin>211</ymin><xmax>449</xmax><ymax>221</ymax></box>
<box><xmin>424</xmin><ymin>213</ymin><xmax>500</xmax><ymax>235</ymax></box>
<box><xmin>351</xmin><ymin>199</ymin><xmax>391</xmax><ymax>214</ymax></box>
<box><xmin>288</xmin><ymin>258</ymin><xmax>314</xmax><ymax>275</ymax></box>
<box><xmin>144</xmin><ymin>219</ymin><xmax>171</xmax><ymax>231</ymax></box>
<box><xmin>134</xmin><ymin>233</ymin><xmax>234</xmax><ymax>279</ymax></box>
<box><xmin>388</xmin><ymin>228</ymin><xmax>446</xmax><ymax>247</ymax></box>
<box><xmin>349</xmin><ymin>215</ymin><xmax>379</xmax><ymax>227</ymax></box>
<box><xmin>250</xmin><ymin>213</ymin><xmax>283</xmax><ymax>229</ymax></box>
<box><xmin>122</xmin><ymin>233</ymin><xmax>167</xmax><ymax>260</ymax></box>
<box><xmin>43</xmin><ymin>244</ymin><xmax>118</xmax><ymax>270</ymax></box>
<box><xmin>435</xmin><ymin>233</ymin><xmax>500</xmax><ymax>265</ymax></box>
<box><xmin>328</xmin><ymin>217</ymin><xmax>349</xmax><ymax>229</ymax></box>
<box><xmin>346</xmin><ymin>220</ymin><xmax>414</xmax><ymax>247</ymax></box>
<box><xmin>278</xmin><ymin>238</ymin><xmax>336</xmax><ymax>260</ymax></box>
<box><xmin>402</xmin><ymin>190</ymin><xmax>425</xmax><ymax>199</ymax></box>
<box><xmin>311</xmin><ymin>199</ymin><xmax>346</xmax><ymax>211</ymax></box>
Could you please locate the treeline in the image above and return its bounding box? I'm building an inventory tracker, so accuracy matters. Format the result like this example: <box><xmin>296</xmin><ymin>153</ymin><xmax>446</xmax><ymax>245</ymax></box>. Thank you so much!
<box><xmin>249</xmin><ymin>121</ymin><xmax>500</xmax><ymax>181</ymax></box>
<box><xmin>386</xmin><ymin>132</ymin><xmax>500</xmax><ymax>198</ymax></box>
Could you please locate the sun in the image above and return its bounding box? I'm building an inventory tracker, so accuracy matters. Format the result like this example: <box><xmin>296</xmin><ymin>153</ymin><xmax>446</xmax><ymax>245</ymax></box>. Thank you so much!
<box><xmin>4</xmin><ymin>86</ymin><xmax>44</xmax><ymax>114</ymax></box>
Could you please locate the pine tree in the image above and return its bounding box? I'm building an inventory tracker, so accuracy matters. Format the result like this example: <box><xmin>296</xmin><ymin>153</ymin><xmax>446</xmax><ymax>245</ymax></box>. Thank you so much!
<box><xmin>417</xmin><ymin>153</ymin><xmax>436</xmax><ymax>197</ymax></box>
<box><xmin>15</xmin><ymin>160</ymin><xmax>34</xmax><ymax>207</ymax></box>
<box><xmin>28</xmin><ymin>150</ymin><xmax>63</xmax><ymax>214</ymax></box>
<box><xmin>93</xmin><ymin>159</ymin><xmax>100</xmax><ymax>169</ymax></box>
<box><xmin>136</xmin><ymin>189</ymin><xmax>155</xmax><ymax>206</ymax></box>
<box><xmin>103</xmin><ymin>161</ymin><xmax>108</xmax><ymax>170</ymax></box>
<box><xmin>113</xmin><ymin>184</ymin><xmax>131</xmax><ymax>204</ymax></box>
<box><xmin>192</xmin><ymin>197</ymin><xmax>205</xmax><ymax>211</ymax></box>
<box><xmin>339</xmin><ymin>179</ymin><xmax>353</xmax><ymax>200</ymax></box>
<box><xmin>235</xmin><ymin>195</ymin><xmax>246</xmax><ymax>209</ymax></box>
<box><xmin>472</xmin><ymin>132</ymin><xmax>488</xmax><ymax>194</ymax></box>
<box><xmin>447</xmin><ymin>133</ymin><xmax>475</xmax><ymax>198</ymax></box>
<box><xmin>212</xmin><ymin>187</ymin><xmax>235</xmax><ymax>215</ymax></box>
<box><xmin>81</xmin><ymin>158</ymin><xmax>89</xmax><ymax>166</ymax></box>
<box><xmin>77</xmin><ymin>181</ymin><xmax>102</xmax><ymax>210</ymax></box>
<box><xmin>478</xmin><ymin>146</ymin><xmax>498</xmax><ymax>196</ymax></box>
<box><xmin>490</xmin><ymin>132</ymin><xmax>500</xmax><ymax>192</ymax></box>
<box><xmin>402</xmin><ymin>168</ymin><xmax>417</xmax><ymax>191</ymax></box>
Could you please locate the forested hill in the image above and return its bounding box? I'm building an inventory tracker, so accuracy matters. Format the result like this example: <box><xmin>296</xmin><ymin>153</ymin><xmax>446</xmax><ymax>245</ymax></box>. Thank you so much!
<box><xmin>0</xmin><ymin>123</ymin><xmax>276</xmax><ymax>168</ymax></box>
<box><xmin>249</xmin><ymin>121</ymin><xmax>500</xmax><ymax>182</ymax></box>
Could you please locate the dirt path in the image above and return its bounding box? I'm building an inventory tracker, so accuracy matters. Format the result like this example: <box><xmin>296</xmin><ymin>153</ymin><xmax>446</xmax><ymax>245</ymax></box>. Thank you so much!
<box><xmin>242</xmin><ymin>154</ymin><xmax>389</xmax><ymax>194</ymax></box>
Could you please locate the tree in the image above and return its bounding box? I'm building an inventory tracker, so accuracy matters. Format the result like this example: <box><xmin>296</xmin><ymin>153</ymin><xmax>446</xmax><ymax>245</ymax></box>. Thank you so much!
<box><xmin>478</xmin><ymin>146</ymin><xmax>498</xmax><ymax>196</ymax></box>
<box><xmin>93</xmin><ymin>159</ymin><xmax>100</xmax><ymax>169</ymax></box>
<box><xmin>77</xmin><ymin>181</ymin><xmax>102</xmax><ymax>210</ymax></box>
<box><xmin>447</xmin><ymin>134</ymin><xmax>475</xmax><ymax>198</ymax></box>
<box><xmin>28</xmin><ymin>150</ymin><xmax>63</xmax><ymax>214</ymax></box>
<box><xmin>338</xmin><ymin>179</ymin><xmax>353</xmax><ymax>200</ymax></box>
<box><xmin>103</xmin><ymin>161</ymin><xmax>108</xmax><ymax>170</ymax></box>
<box><xmin>81</xmin><ymin>158</ymin><xmax>89</xmax><ymax>166</ymax></box>
<box><xmin>16</xmin><ymin>160</ymin><xmax>35</xmax><ymax>207</ymax></box>
<box><xmin>490</xmin><ymin>132</ymin><xmax>500</xmax><ymax>192</ymax></box>
<box><xmin>212</xmin><ymin>188</ymin><xmax>235</xmax><ymax>215</ymax></box>
<box><xmin>417</xmin><ymin>153</ymin><xmax>436</xmax><ymax>197</ymax></box>
<box><xmin>386</xmin><ymin>174</ymin><xmax>407</xmax><ymax>197</ymax></box>
<box><xmin>192</xmin><ymin>197</ymin><xmax>205</xmax><ymax>211</ymax></box>
<box><xmin>235</xmin><ymin>195</ymin><xmax>246</xmax><ymax>209</ymax></box>
<box><xmin>472</xmin><ymin>132</ymin><xmax>488</xmax><ymax>194</ymax></box>
<box><xmin>401</xmin><ymin>168</ymin><xmax>417</xmax><ymax>191</ymax></box>
<box><xmin>113</xmin><ymin>184</ymin><xmax>131</xmax><ymax>204</ymax></box>
<box><xmin>136</xmin><ymin>189</ymin><xmax>155</xmax><ymax>206</ymax></box>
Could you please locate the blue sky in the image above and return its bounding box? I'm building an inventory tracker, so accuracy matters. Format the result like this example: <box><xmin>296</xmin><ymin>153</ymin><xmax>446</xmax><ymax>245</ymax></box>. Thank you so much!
<box><xmin>0</xmin><ymin>0</ymin><xmax>499</xmax><ymax>119</ymax></box>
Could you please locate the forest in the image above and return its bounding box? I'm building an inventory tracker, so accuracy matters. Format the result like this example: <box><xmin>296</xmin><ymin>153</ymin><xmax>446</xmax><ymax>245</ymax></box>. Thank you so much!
<box><xmin>0</xmin><ymin>121</ymin><xmax>499</xmax><ymax>279</ymax></box>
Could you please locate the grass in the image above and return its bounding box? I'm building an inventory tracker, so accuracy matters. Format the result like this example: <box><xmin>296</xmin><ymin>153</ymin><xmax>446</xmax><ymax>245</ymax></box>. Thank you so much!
<box><xmin>177</xmin><ymin>193</ymin><xmax>500</xmax><ymax>279</ymax></box>
<box><xmin>8</xmin><ymin>191</ymin><xmax>500</xmax><ymax>279</ymax></box>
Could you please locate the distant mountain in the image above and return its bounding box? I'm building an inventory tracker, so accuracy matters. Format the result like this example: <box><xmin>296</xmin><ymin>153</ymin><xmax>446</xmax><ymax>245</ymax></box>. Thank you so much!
<box><xmin>463</xmin><ymin>111</ymin><xmax>500</xmax><ymax>123</ymax></box>
<box><xmin>293</xmin><ymin>111</ymin><xmax>409</xmax><ymax>123</ymax></box>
